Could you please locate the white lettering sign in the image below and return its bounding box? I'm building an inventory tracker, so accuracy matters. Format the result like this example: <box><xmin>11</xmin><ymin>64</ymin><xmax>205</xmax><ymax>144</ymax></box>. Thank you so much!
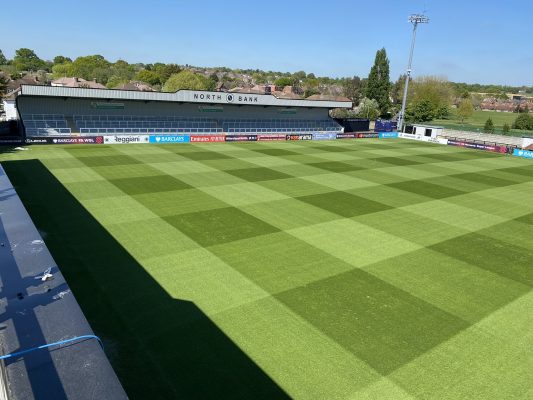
<box><xmin>103</xmin><ymin>135</ymin><xmax>150</xmax><ymax>144</ymax></box>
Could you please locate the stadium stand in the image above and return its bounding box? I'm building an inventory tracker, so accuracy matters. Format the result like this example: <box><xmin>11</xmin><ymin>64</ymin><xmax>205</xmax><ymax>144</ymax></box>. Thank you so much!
<box><xmin>17</xmin><ymin>86</ymin><xmax>352</xmax><ymax>139</ymax></box>
<box><xmin>24</xmin><ymin>114</ymin><xmax>71</xmax><ymax>136</ymax></box>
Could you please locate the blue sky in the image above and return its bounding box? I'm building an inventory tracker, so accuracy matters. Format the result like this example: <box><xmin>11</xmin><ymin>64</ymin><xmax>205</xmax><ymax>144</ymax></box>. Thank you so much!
<box><xmin>3</xmin><ymin>0</ymin><xmax>532</xmax><ymax>86</ymax></box>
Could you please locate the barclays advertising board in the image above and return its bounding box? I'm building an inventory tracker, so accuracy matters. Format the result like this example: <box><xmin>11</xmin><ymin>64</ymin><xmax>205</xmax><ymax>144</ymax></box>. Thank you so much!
<box><xmin>513</xmin><ymin>149</ymin><xmax>533</xmax><ymax>159</ymax></box>
<box><xmin>149</xmin><ymin>135</ymin><xmax>190</xmax><ymax>144</ymax></box>
<box><xmin>313</xmin><ymin>133</ymin><xmax>337</xmax><ymax>141</ymax></box>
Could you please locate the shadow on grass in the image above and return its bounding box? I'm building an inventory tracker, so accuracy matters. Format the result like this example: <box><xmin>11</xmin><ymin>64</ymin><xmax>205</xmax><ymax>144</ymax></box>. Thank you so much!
<box><xmin>2</xmin><ymin>159</ymin><xmax>289</xmax><ymax>400</ymax></box>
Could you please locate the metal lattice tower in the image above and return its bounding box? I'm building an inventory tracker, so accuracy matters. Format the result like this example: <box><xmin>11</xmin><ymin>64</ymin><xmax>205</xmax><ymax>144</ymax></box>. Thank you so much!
<box><xmin>397</xmin><ymin>14</ymin><xmax>429</xmax><ymax>132</ymax></box>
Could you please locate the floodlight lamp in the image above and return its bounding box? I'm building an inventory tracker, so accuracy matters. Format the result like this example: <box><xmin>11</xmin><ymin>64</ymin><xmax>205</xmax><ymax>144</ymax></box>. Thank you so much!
<box><xmin>408</xmin><ymin>14</ymin><xmax>429</xmax><ymax>24</ymax></box>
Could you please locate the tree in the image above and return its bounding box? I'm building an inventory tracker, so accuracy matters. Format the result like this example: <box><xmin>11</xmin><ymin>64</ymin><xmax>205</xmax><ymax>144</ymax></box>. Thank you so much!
<box><xmin>342</xmin><ymin>76</ymin><xmax>362</xmax><ymax>105</ymax></box>
<box><xmin>135</xmin><ymin>69</ymin><xmax>161</xmax><ymax>86</ymax></box>
<box><xmin>68</xmin><ymin>55</ymin><xmax>111</xmax><ymax>82</ymax></box>
<box><xmin>293</xmin><ymin>70</ymin><xmax>307</xmax><ymax>82</ymax></box>
<box><xmin>408</xmin><ymin>76</ymin><xmax>453</xmax><ymax>120</ymax></box>
<box><xmin>457</xmin><ymin>99</ymin><xmax>474</xmax><ymax>123</ymax></box>
<box><xmin>459</xmin><ymin>89</ymin><xmax>470</xmax><ymax>99</ymax></box>
<box><xmin>153</xmin><ymin>63</ymin><xmax>181</xmax><ymax>84</ymax></box>
<box><xmin>52</xmin><ymin>63</ymin><xmax>72</xmax><ymax>78</ymax></box>
<box><xmin>406</xmin><ymin>99</ymin><xmax>435</xmax><ymax>122</ymax></box>
<box><xmin>304</xmin><ymin>88</ymin><xmax>320</xmax><ymax>98</ymax></box>
<box><xmin>162</xmin><ymin>70</ymin><xmax>211</xmax><ymax>92</ymax></box>
<box><xmin>275</xmin><ymin>76</ymin><xmax>295</xmax><ymax>88</ymax></box>
<box><xmin>110</xmin><ymin>59</ymin><xmax>135</xmax><ymax>81</ymax></box>
<box><xmin>37</xmin><ymin>70</ymin><xmax>48</xmax><ymax>84</ymax></box>
<box><xmin>0</xmin><ymin>50</ymin><xmax>7</xmax><ymax>65</ymax></box>
<box><xmin>252</xmin><ymin>72</ymin><xmax>266</xmax><ymax>84</ymax></box>
<box><xmin>13</xmin><ymin>48</ymin><xmax>46</xmax><ymax>72</ymax></box>
<box><xmin>365</xmin><ymin>48</ymin><xmax>391</xmax><ymax>116</ymax></box>
<box><xmin>330</xmin><ymin>108</ymin><xmax>358</xmax><ymax>118</ymax></box>
<box><xmin>92</xmin><ymin>67</ymin><xmax>113</xmax><ymax>84</ymax></box>
<box><xmin>206</xmin><ymin>76</ymin><xmax>217</xmax><ymax>91</ymax></box>
<box><xmin>391</xmin><ymin>74</ymin><xmax>407</xmax><ymax>105</ymax></box>
<box><xmin>470</xmin><ymin>93</ymin><xmax>483</xmax><ymax>109</ymax></box>
<box><xmin>513</xmin><ymin>113</ymin><xmax>533</xmax><ymax>130</ymax></box>
<box><xmin>356</xmin><ymin>97</ymin><xmax>380</xmax><ymax>120</ymax></box>
<box><xmin>484</xmin><ymin>117</ymin><xmax>494</xmax><ymax>133</ymax></box>
<box><xmin>53</xmin><ymin>55</ymin><xmax>72</xmax><ymax>65</ymax></box>
<box><xmin>0</xmin><ymin>74</ymin><xmax>8</xmax><ymax>96</ymax></box>
<box><xmin>502</xmin><ymin>123</ymin><xmax>510</xmax><ymax>134</ymax></box>
<box><xmin>106</xmin><ymin>75</ymin><xmax>129</xmax><ymax>88</ymax></box>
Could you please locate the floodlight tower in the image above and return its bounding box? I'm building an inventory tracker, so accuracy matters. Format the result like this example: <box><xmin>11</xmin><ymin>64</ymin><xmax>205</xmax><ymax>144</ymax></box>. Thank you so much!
<box><xmin>397</xmin><ymin>14</ymin><xmax>429</xmax><ymax>132</ymax></box>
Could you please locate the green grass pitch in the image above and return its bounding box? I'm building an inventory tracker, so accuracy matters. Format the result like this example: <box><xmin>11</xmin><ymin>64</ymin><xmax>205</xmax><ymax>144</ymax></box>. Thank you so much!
<box><xmin>1</xmin><ymin>139</ymin><xmax>533</xmax><ymax>399</ymax></box>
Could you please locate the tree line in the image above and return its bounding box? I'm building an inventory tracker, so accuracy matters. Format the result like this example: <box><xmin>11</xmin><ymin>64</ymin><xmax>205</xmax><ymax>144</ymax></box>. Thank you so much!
<box><xmin>1</xmin><ymin>48</ymin><xmax>531</xmax><ymax>131</ymax></box>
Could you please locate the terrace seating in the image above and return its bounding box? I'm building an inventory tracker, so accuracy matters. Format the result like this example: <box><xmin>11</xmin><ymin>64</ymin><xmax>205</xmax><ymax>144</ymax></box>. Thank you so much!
<box><xmin>24</xmin><ymin>114</ymin><xmax>71</xmax><ymax>136</ymax></box>
<box><xmin>440</xmin><ymin>129</ymin><xmax>523</xmax><ymax>148</ymax></box>
<box><xmin>72</xmin><ymin>115</ymin><xmax>343</xmax><ymax>135</ymax></box>
<box><xmin>222</xmin><ymin>119</ymin><xmax>342</xmax><ymax>133</ymax></box>
<box><xmin>74</xmin><ymin>115</ymin><xmax>222</xmax><ymax>135</ymax></box>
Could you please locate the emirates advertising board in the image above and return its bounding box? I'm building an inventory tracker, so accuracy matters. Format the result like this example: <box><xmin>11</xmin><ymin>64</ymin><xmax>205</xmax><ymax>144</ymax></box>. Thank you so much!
<box><xmin>190</xmin><ymin>135</ymin><xmax>225</xmax><ymax>142</ymax></box>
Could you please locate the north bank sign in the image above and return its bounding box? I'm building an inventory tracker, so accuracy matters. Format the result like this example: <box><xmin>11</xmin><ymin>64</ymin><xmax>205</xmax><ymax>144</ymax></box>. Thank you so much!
<box><xmin>192</xmin><ymin>92</ymin><xmax>259</xmax><ymax>104</ymax></box>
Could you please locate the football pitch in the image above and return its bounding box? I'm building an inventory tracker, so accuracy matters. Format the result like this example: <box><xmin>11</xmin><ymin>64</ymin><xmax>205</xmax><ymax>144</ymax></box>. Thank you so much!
<box><xmin>1</xmin><ymin>139</ymin><xmax>533</xmax><ymax>399</ymax></box>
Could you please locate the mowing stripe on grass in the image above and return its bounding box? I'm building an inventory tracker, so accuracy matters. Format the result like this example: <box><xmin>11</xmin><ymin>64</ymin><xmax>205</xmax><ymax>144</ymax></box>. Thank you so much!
<box><xmin>2</xmin><ymin>138</ymin><xmax>532</xmax><ymax>400</ymax></box>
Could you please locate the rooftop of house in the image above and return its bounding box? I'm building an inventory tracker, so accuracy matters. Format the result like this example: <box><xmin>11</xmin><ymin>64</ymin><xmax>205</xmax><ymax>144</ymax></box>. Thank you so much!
<box><xmin>113</xmin><ymin>81</ymin><xmax>154</xmax><ymax>92</ymax></box>
<box><xmin>51</xmin><ymin>77</ymin><xmax>106</xmax><ymax>89</ymax></box>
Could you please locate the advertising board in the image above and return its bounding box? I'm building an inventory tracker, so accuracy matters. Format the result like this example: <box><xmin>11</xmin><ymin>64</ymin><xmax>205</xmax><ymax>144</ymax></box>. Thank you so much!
<box><xmin>313</xmin><ymin>133</ymin><xmax>337</xmax><ymax>140</ymax></box>
<box><xmin>257</xmin><ymin>135</ymin><xmax>286</xmax><ymax>141</ymax></box>
<box><xmin>0</xmin><ymin>138</ymin><xmax>23</xmax><ymax>145</ymax></box>
<box><xmin>286</xmin><ymin>134</ymin><xmax>313</xmax><ymax>141</ymax></box>
<box><xmin>378</xmin><ymin>132</ymin><xmax>399</xmax><ymax>139</ymax></box>
<box><xmin>398</xmin><ymin>133</ymin><xmax>448</xmax><ymax>145</ymax></box>
<box><xmin>336</xmin><ymin>133</ymin><xmax>356</xmax><ymax>139</ymax></box>
<box><xmin>374</xmin><ymin>119</ymin><xmax>397</xmax><ymax>132</ymax></box>
<box><xmin>513</xmin><ymin>149</ymin><xmax>533</xmax><ymax>159</ymax></box>
<box><xmin>447</xmin><ymin>140</ymin><xmax>508</xmax><ymax>153</ymax></box>
<box><xmin>25</xmin><ymin>136</ymin><xmax>103</xmax><ymax>144</ymax></box>
<box><xmin>224</xmin><ymin>135</ymin><xmax>258</xmax><ymax>142</ymax></box>
<box><xmin>190</xmin><ymin>135</ymin><xmax>225</xmax><ymax>142</ymax></box>
<box><xmin>149</xmin><ymin>135</ymin><xmax>190</xmax><ymax>144</ymax></box>
<box><xmin>105</xmin><ymin>135</ymin><xmax>149</xmax><ymax>144</ymax></box>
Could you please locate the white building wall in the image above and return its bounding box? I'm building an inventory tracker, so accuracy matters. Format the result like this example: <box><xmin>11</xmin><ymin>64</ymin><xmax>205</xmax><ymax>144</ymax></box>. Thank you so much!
<box><xmin>413</xmin><ymin>125</ymin><xmax>442</xmax><ymax>138</ymax></box>
<box><xmin>2</xmin><ymin>99</ymin><xmax>18</xmax><ymax>120</ymax></box>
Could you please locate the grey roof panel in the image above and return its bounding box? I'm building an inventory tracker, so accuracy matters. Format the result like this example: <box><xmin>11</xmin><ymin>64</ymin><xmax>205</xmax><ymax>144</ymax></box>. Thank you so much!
<box><xmin>20</xmin><ymin>85</ymin><xmax>352</xmax><ymax>109</ymax></box>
